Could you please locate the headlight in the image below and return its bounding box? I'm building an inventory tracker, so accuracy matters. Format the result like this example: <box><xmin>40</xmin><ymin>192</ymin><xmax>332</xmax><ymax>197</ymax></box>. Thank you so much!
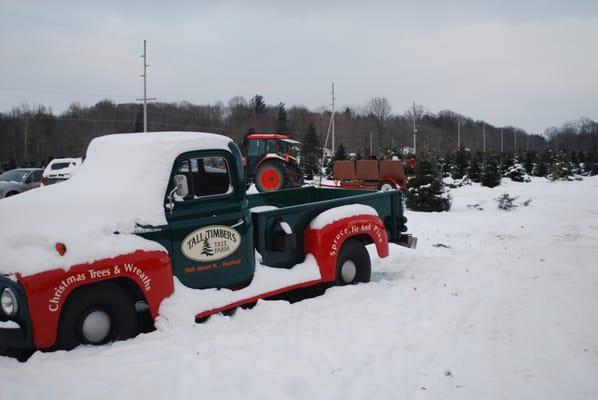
<box><xmin>1</xmin><ymin>288</ymin><xmax>18</xmax><ymax>316</ymax></box>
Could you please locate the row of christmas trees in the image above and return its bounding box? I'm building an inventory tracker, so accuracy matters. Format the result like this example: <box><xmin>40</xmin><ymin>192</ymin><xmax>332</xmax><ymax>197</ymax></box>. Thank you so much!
<box><xmin>405</xmin><ymin>148</ymin><xmax>598</xmax><ymax>212</ymax></box>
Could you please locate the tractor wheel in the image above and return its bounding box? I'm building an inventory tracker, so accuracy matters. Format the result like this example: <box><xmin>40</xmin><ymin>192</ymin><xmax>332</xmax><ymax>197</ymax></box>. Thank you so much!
<box><xmin>335</xmin><ymin>238</ymin><xmax>371</xmax><ymax>285</ymax></box>
<box><xmin>255</xmin><ymin>161</ymin><xmax>288</xmax><ymax>192</ymax></box>
<box><xmin>287</xmin><ymin>164</ymin><xmax>304</xmax><ymax>188</ymax></box>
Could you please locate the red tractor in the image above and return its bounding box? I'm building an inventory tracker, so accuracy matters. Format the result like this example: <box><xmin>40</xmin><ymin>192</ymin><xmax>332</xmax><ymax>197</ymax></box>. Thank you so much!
<box><xmin>240</xmin><ymin>133</ymin><xmax>303</xmax><ymax>192</ymax></box>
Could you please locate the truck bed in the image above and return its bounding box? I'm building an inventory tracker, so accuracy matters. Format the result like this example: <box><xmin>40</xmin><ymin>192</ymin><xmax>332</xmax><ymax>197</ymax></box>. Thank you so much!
<box><xmin>247</xmin><ymin>187</ymin><xmax>405</xmax><ymax>268</ymax></box>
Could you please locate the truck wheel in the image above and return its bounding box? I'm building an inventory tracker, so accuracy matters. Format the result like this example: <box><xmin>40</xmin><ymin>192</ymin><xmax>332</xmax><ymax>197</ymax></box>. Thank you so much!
<box><xmin>5</xmin><ymin>191</ymin><xmax>19</xmax><ymax>197</ymax></box>
<box><xmin>377</xmin><ymin>180</ymin><xmax>396</xmax><ymax>192</ymax></box>
<box><xmin>256</xmin><ymin>161</ymin><xmax>288</xmax><ymax>192</ymax></box>
<box><xmin>335</xmin><ymin>239</ymin><xmax>371</xmax><ymax>285</ymax></box>
<box><xmin>55</xmin><ymin>282</ymin><xmax>138</xmax><ymax>350</ymax></box>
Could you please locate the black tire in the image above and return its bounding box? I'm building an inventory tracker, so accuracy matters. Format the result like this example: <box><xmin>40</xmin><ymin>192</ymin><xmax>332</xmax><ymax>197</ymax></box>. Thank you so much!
<box><xmin>255</xmin><ymin>161</ymin><xmax>288</xmax><ymax>192</ymax></box>
<box><xmin>287</xmin><ymin>164</ymin><xmax>304</xmax><ymax>187</ymax></box>
<box><xmin>5</xmin><ymin>191</ymin><xmax>19</xmax><ymax>197</ymax></box>
<box><xmin>377</xmin><ymin>180</ymin><xmax>397</xmax><ymax>192</ymax></box>
<box><xmin>55</xmin><ymin>282</ymin><xmax>138</xmax><ymax>350</ymax></box>
<box><xmin>335</xmin><ymin>238</ymin><xmax>371</xmax><ymax>285</ymax></box>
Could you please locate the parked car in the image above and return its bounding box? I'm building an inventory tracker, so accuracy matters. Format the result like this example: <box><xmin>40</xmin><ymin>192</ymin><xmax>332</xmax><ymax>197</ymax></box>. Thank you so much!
<box><xmin>41</xmin><ymin>157</ymin><xmax>82</xmax><ymax>186</ymax></box>
<box><xmin>0</xmin><ymin>168</ymin><xmax>43</xmax><ymax>198</ymax></box>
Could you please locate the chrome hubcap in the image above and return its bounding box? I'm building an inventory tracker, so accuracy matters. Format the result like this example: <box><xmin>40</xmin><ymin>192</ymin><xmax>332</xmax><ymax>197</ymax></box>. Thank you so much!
<box><xmin>81</xmin><ymin>310</ymin><xmax>111</xmax><ymax>343</ymax></box>
<box><xmin>380</xmin><ymin>183</ymin><xmax>394</xmax><ymax>191</ymax></box>
<box><xmin>341</xmin><ymin>260</ymin><xmax>357</xmax><ymax>283</ymax></box>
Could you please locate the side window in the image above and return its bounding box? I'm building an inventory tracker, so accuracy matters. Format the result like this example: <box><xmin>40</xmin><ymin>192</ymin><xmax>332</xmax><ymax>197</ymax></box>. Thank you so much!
<box><xmin>31</xmin><ymin>170</ymin><xmax>43</xmax><ymax>182</ymax></box>
<box><xmin>175</xmin><ymin>156</ymin><xmax>232</xmax><ymax>200</ymax></box>
<box><xmin>248</xmin><ymin>140</ymin><xmax>263</xmax><ymax>157</ymax></box>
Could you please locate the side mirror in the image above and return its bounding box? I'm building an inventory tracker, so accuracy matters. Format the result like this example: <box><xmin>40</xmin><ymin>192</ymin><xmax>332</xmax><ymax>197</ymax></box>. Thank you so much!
<box><xmin>173</xmin><ymin>174</ymin><xmax>189</xmax><ymax>197</ymax></box>
<box><xmin>166</xmin><ymin>175</ymin><xmax>189</xmax><ymax>213</ymax></box>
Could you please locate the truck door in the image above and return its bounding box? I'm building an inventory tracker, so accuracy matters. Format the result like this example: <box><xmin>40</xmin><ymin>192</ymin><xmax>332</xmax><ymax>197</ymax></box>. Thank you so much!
<box><xmin>166</xmin><ymin>150</ymin><xmax>254</xmax><ymax>289</ymax></box>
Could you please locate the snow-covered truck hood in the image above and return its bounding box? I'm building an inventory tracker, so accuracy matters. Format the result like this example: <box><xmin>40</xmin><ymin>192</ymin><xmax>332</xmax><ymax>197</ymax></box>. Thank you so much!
<box><xmin>0</xmin><ymin>131</ymin><xmax>234</xmax><ymax>277</ymax></box>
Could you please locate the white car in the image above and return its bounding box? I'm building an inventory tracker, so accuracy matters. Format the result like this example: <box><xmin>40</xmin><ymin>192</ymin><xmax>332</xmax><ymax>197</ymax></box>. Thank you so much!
<box><xmin>41</xmin><ymin>157</ymin><xmax>82</xmax><ymax>186</ymax></box>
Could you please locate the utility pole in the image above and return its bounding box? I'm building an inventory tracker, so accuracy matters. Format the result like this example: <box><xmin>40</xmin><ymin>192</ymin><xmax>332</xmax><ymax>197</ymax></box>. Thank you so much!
<box><xmin>23</xmin><ymin>117</ymin><xmax>29</xmax><ymax>162</ymax></box>
<box><xmin>331</xmin><ymin>83</ymin><xmax>336</xmax><ymax>153</ymax></box>
<box><xmin>412</xmin><ymin>101</ymin><xmax>417</xmax><ymax>153</ymax></box>
<box><xmin>514</xmin><ymin>128</ymin><xmax>517</xmax><ymax>152</ymax></box>
<box><xmin>369</xmin><ymin>131</ymin><xmax>373</xmax><ymax>156</ymax></box>
<box><xmin>137</xmin><ymin>40</ymin><xmax>156</xmax><ymax>132</ymax></box>
<box><xmin>457</xmin><ymin>119</ymin><xmax>461</xmax><ymax>149</ymax></box>
<box><xmin>322</xmin><ymin>83</ymin><xmax>336</xmax><ymax>155</ymax></box>
<box><xmin>500</xmin><ymin>128</ymin><xmax>504</xmax><ymax>152</ymax></box>
<box><xmin>483</xmin><ymin>123</ymin><xmax>486</xmax><ymax>153</ymax></box>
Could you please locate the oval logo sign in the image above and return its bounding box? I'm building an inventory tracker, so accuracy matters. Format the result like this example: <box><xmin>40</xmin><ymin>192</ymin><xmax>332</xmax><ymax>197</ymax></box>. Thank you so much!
<box><xmin>182</xmin><ymin>225</ymin><xmax>241</xmax><ymax>262</ymax></box>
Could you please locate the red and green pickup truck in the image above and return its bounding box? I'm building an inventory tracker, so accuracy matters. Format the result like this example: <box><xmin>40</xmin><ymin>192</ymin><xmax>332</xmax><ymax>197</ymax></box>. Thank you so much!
<box><xmin>0</xmin><ymin>131</ymin><xmax>415</xmax><ymax>355</ymax></box>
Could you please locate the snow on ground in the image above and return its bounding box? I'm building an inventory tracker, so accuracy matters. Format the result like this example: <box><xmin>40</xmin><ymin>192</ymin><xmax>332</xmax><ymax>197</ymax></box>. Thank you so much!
<box><xmin>2</xmin><ymin>177</ymin><xmax>598</xmax><ymax>399</ymax></box>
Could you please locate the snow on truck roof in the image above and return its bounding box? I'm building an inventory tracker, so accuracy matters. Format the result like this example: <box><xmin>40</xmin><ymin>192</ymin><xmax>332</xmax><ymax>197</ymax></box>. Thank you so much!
<box><xmin>0</xmin><ymin>131</ymin><xmax>233</xmax><ymax>276</ymax></box>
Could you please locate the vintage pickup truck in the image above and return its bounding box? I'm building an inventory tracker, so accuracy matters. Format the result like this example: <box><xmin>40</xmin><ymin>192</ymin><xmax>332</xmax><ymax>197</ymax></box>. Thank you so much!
<box><xmin>0</xmin><ymin>132</ymin><xmax>416</xmax><ymax>355</ymax></box>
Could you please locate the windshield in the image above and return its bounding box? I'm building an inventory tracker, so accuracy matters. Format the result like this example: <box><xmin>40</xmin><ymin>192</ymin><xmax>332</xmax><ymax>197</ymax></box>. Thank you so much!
<box><xmin>51</xmin><ymin>162</ymin><xmax>73</xmax><ymax>170</ymax></box>
<box><xmin>0</xmin><ymin>169</ymin><xmax>28</xmax><ymax>183</ymax></box>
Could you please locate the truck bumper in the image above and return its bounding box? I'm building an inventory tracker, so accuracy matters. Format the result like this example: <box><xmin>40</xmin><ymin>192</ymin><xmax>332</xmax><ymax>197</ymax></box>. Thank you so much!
<box><xmin>0</xmin><ymin>325</ymin><xmax>29</xmax><ymax>348</ymax></box>
<box><xmin>394</xmin><ymin>234</ymin><xmax>417</xmax><ymax>249</ymax></box>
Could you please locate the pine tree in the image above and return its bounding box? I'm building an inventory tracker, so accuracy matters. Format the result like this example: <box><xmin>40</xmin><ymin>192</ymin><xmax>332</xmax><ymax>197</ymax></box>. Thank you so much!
<box><xmin>249</xmin><ymin>94</ymin><xmax>266</xmax><ymax>114</ymax></box>
<box><xmin>522</xmin><ymin>151</ymin><xmax>535</xmax><ymax>175</ymax></box>
<box><xmin>300</xmin><ymin>122</ymin><xmax>320</xmax><ymax>179</ymax></box>
<box><xmin>452</xmin><ymin>148</ymin><xmax>470</xmax><ymax>179</ymax></box>
<box><xmin>468</xmin><ymin>153</ymin><xmax>482</xmax><ymax>182</ymax></box>
<box><xmin>500</xmin><ymin>152</ymin><xmax>515</xmax><ymax>176</ymax></box>
<box><xmin>276</xmin><ymin>102</ymin><xmax>289</xmax><ymax>133</ymax></box>
<box><xmin>326</xmin><ymin>143</ymin><xmax>349</xmax><ymax>177</ymax></box>
<box><xmin>405</xmin><ymin>154</ymin><xmax>451</xmax><ymax>212</ymax></box>
<box><xmin>481</xmin><ymin>153</ymin><xmax>501</xmax><ymax>188</ymax></box>
<box><xmin>548</xmin><ymin>151</ymin><xmax>573</xmax><ymax>181</ymax></box>
<box><xmin>533</xmin><ymin>150</ymin><xmax>550</xmax><ymax>177</ymax></box>
<box><xmin>442</xmin><ymin>152</ymin><xmax>454</xmax><ymax>176</ymax></box>
<box><xmin>333</xmin><ymin>143</ymin><xmax>348</xmax><ymax>161</ymax></box>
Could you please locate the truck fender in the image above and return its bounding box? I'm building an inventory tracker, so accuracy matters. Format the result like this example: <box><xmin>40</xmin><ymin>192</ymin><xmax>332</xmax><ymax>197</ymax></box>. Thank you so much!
<box><xmin>19</xmin><ymin>250</ymin><xmax>174</xmax><ymax>349</ymax></box>
<box><xmin>304</xmin><ymin>214</ymin><xmax>389</xmax><ymax>282</ymax></box>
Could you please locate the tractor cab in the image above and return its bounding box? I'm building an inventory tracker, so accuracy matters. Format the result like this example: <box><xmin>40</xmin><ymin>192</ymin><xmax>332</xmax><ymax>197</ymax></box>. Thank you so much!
<box><xmin>240</xmin><ymin>133</ymin><xmax>303</xmax><ymax>192</ymax></box>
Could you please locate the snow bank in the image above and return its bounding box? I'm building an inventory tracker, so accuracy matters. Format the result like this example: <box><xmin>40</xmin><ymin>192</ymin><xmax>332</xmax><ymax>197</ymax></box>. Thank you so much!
<box><xmin>3</xmin><ymin>177</ymin><xmax>598</xmax><ymax>400</ymax></box>
<box><xmin>156</xmin><ymin>253</ymin><xmax>321</xmax><ymax>330</ymax></box>
<box><xmin>309</xmin><ymin>204</ymin><xmax>378</xmax><ymax>229</ymax></box>
<box><xmin>0</xmin><ymin>132</ymin><xmax>232</xmax><ymax>276</ymax></box>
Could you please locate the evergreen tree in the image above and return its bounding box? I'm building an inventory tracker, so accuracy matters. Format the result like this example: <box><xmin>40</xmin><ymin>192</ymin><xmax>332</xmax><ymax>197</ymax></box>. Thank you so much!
<box><xmin>481</xmin><ymin>153</ymin><xmax>501</xmax><ymax>188</ymax></box>
<box><xmin>533</xmin><ymin>150</ymin><xmax>549</xmax><ymax>177</ymax></box>
<box><xmin>442</xmin><ymin>152</ymin><xmax>454</xmax><ymax>176</ymax></box>
<box><xmin>276</xmin><ymin>102</ymin><xmax>289</xmax><ymax>133</ymax></box>
<box><xmin>548</xmin><ymin>151</ymin><xmax>573</xmax><ymax>181</ymax></box>
<box><xmin>249</xmin><ymin>94</ymin><xmax>266</xmax><ymax>114</ymax></box>
<box><xmin>468</xmin><ymin>153</ymin><xmax>482</xmax><ymax>182</ymax></box>
<box><xmin>405</xmin><ymin>154</ymin><xmax>451</xmax><ymax>212</ymax></box>
<box><xmin>300</xmin><ymin>122</ymin><xmax>320</xmax><ymax>179</ymax></box>
<box><xmin>522</xmin><ymin>151</ymin><xmax>535</xmax><ymax>175</ymax></box>
<box><xmin>500</xmin><ymin>152</ymin><xmax>515</xmax><ymax>176</ymax></box>
<box><xmin>333</xmin><ymin>143</ymin><xmax>348</xmax><ymax>161</ymax></box>
<box><xmin>452</xmin><ymin>148</ymin><xmax>470</xmax><ymax>179</ymax></box>
<box><xmin>326</xmin><ymin>143</ymin><xmax>348</xmax><ymax>177</ymax></box>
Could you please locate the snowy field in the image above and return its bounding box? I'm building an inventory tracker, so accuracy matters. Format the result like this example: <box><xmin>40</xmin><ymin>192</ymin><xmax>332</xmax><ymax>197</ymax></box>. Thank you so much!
<box><xmin>2</xmin><ymin>177</ymin><xmax>598</xmax><ymax>399</ymax></box>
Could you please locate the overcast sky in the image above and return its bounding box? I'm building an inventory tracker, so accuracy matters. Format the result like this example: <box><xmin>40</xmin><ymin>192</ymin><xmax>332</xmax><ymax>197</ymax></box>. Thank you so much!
<box><xmin>1</xmin><ymin>0</ymin><xmax>597</xmax><ymax>134</ymax></box>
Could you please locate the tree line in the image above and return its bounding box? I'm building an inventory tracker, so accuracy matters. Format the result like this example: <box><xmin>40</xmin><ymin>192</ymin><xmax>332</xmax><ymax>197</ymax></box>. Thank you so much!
<box><xmin>0</xmin><ymin>95</ymin><xmax>596</xmax><ymax>170</ymax></box>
